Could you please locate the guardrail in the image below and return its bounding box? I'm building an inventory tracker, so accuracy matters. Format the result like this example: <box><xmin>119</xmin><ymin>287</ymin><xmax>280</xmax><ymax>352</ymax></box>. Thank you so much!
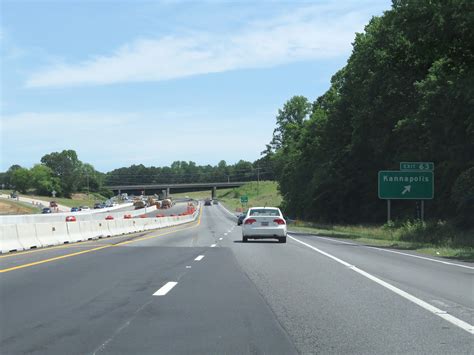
<box><xmin>0</xmin><ymin>203</ymin><xmax>200</xmax><ymax>254</ymax></box>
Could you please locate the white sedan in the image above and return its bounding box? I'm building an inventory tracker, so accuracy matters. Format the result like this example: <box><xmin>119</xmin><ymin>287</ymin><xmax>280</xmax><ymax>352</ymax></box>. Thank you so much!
<box><xmin>242</xmin><ymin>207</ymin><xmax>287</xmax><ymax>243</ymax></box>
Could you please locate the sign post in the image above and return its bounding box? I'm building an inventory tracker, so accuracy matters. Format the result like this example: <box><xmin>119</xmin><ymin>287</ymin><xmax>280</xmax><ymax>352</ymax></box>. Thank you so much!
<box><xmin>378</xmin><ymin>170</ymin><xmax>434</xmax><ymax>222</ymax></box>
<box><xmin>240</xmin><ymin>195</ymin><xmax>248</xmax><ymax>210</ymax></box>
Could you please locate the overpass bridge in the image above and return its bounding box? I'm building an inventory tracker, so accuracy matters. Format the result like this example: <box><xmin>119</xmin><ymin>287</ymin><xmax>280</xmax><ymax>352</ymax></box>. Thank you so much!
<box><xmin>104</xmin><ymin>181</ymin><xmax>248</xmax><ymax>199</ymax></box>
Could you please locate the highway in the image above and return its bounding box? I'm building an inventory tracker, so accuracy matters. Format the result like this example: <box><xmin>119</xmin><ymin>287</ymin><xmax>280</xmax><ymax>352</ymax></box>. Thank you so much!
<box><xmin>0</xmin><ymin>204</ymin><xmax>472</xmax><ymax>354</ymax></box>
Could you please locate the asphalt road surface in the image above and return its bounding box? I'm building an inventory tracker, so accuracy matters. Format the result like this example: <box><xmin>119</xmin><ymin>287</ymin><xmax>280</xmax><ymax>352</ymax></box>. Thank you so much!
<box><xmin>0</xmin><ymin>203</ymin><xmax>472</xmax><ymax>354</ymax></box>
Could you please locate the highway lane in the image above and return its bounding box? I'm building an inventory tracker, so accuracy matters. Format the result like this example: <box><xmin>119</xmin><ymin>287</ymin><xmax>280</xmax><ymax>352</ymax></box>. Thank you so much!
<box><xmin>0</xmin><ymin>203</ymin><xmax>472</xmax><ymax>354</ymax></box>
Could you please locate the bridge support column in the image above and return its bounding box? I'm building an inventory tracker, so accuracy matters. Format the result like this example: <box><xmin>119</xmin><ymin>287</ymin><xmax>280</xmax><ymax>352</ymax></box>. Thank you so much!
<box><xmin>166</xmin><ymin>187</ymin><xmax>170</xmax><ymax>198</ymax></box>
<box><xmin>212</xmin><ymin>186</ymin><xmax>217</xmax><ymax>199</ymax></box>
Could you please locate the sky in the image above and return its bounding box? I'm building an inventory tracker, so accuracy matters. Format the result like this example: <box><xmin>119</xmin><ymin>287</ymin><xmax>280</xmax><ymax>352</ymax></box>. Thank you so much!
<box><xmin>0</xmin><ymin>0</ymin><xmax>392</xmax><ymax>172</ymax></box>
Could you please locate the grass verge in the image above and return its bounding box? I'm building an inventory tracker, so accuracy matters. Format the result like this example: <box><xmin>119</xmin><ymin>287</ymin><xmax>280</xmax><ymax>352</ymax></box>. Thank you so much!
<box><xmin>289</xmin><ymin>222</ymin><xmax>474</xmax><ymax>262</ymax></box>
<box><xmin>0</xmin><ymin>199</ymin><xmax>42</xmax><ymax>215</ymax></box>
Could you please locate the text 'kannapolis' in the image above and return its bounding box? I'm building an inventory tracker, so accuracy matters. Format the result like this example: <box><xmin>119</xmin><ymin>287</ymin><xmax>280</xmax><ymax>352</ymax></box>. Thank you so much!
<box><xmin>383</xmin><ymin>176</ymin><xmax>430</xmax><ymax>183</ymax></box>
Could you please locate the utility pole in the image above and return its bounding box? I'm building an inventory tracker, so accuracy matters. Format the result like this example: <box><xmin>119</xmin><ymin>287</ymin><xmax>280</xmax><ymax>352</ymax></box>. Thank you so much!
<box><xmin>86</xmin><ymin>174</ymin><xmax>90</xmax><ymax>196</ymax></box>
<box><xmin>257</xmin><ymin>165</ymin><xmax>261</xmax><ymax>197</ymax></box>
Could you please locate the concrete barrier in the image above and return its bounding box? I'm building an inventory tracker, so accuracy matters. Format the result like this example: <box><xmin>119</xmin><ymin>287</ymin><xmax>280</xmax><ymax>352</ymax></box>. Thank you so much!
<box><xmin>51</xmin><ymin>222</ymin><xmax>71</xmax><ymax>244</ymax></box>
<box><xmin>35</xmin><ymin>223</ymin><xmax>61</xmax><ymax>247</ymax></box>
<box><xmin>79</xmin><ymin>221</ymin><xmax>95</xmax><ymax>240</ymax></box>
<box><xmin>66</xmin><ymin>222</ymin><xmax>83</xmax><ymax>243</ymax></box>
<box><xmin>16</xmin><ymin>223</ymin><xmax>43</xmax><ymax>250</ymax></box>
<box><xmin>0</xmin><ymin>203</ymin><xmax>201</xmax><ymax>254</ymax></box>
<box><xmin>0</xmin><ymin>224</ymin><xmax>24</xmax><ymax>253</ymax></box>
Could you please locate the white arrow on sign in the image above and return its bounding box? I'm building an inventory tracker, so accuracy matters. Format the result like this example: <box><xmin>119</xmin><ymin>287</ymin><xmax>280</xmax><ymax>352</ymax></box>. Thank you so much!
<box><xmin>402</xmin><ymin>185</ymin><xmax>411</xmax><ymax>195</ymax></box>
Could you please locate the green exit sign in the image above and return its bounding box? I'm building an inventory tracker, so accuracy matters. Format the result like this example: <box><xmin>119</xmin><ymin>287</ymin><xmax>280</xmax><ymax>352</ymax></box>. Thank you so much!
<box><xmin>400</xmin><ymin>162</ymin><xmax>434</xmax><ymax>171</ymax></box>
<box><xmin>240</xmin><ymin>196</ymin><xmax>248</xmax><ymax>203</ymax></box>
<box><xmin>378</xmin><ymin>171</ymin><xmax>434</xmax><ymax>200</ymax></box>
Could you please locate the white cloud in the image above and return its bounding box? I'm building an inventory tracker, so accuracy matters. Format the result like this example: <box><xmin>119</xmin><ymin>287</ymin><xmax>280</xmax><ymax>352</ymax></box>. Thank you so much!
<box><xmin>25</xmin><ymin>3</ymin><xmax>376</xmax><ymax>88</ymax></box>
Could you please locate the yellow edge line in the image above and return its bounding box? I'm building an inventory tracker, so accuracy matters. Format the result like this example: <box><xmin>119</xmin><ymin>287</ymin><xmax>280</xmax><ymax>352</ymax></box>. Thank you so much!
<box><xmin>0</xmin><ymin>207</ymin><xmax>202</xmax><ymax>274</ymax></box>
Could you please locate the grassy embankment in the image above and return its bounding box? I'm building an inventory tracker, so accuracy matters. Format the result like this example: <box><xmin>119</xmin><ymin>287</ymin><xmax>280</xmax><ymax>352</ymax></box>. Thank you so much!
<box><xmin>0</xmin><ymin>199</ymin><xmax>42</xmax><ymax>215</ymax></box>
<box><xmin>0</xmin><ymin>190</ymin><xmax>110</xmax><ymax>208</ymax></box>
<box><xmin>174</xmin><ymin>182</ymin><xmax>473</xmax><ymax>261</ymax></box>
<box><xmin>172</xmin><ymin>181</ymin><xmax>282</xmax><ymax>212</ymax></box>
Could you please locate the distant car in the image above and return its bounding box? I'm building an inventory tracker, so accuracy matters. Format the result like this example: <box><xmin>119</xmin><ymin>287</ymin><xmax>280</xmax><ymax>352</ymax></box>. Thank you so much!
<box><xmin>94</xmin><ymin>203</ymin><xmax>103</xmax><ymax>209</ymax></box>
<box><xmin>237</xmin><ymin>212</ymin><xmax>247</xmax><ymax>225</ymax></box>
<box><xmin>79</xmin><ymin>206</ymin><xmax>90</xmax><ymax>211</ymax></box>
<box><xmin>123</xmin><ymin>214</ymin><xmax>132</xmax><ymax>219</ymax></box>
<box><xmin>212</xmin><ymin>199</ymin><xmax>218</xmax><ymax>205</ymax></box>
<box><xmin>70</xmin><ymin>207</ymin><xmax>79</xmax><ymax>212</ymax></box>
<box><xmin>105</xmin><ymin>215</ymin><xmax>114</xmax><ymax>220</ymax></box>
<box><xmin>242</xmin><ymin>207</ymin><xmax>287</xmax><ymax>243</ymax></box>
<box><xmin>42</xmin><ymin>207</ymin><xmax>52</xmax><ymax>214</ymax></box>
<box><xmin>204</xmin><ymin>199</ymin><xmax>212</xmax><ymax>206</ymax></box>
<box><xmin>65</xmin><ymin>215</ymin><xmax>77</xmax><ymax>222</ymax></box>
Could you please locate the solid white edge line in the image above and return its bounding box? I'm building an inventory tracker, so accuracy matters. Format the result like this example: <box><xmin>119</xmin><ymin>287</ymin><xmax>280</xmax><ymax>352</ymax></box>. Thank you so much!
<box><xmin>195</xmin><ymin>255</ymin><xmax>205</xmax><ymax>261</ymax></box>
<box><xmin>288</xmin><ymin>234</ymin><xmax>474</xmax><ymax>335</ymax></box>
<box><xmin>316</xmin><ymin>236</ymin><xmax>357</xmax><ymax>245</ymax></box>
<box><xmin>153</xmin><ymin>281</ymin><xmax>178</xmax><ymax>296</ymax></box>
<box><xmin>210</xmin><ymin>244</ymin><xmax>217</xmax><ymax>247</ymax></box>
<box><xmin>219</xmin><ymin>204</ymin><xmax>238</xmax><ymax>219</ymax></box>
<box><xmin>303</xmin><ymin>233</ymin><xmax>473</xmax><ymax>270</ymax></box>
<box><xmin>365</xmin><ymin>246</ymin><xmax>474</xmax><ymax>270</ymax></box>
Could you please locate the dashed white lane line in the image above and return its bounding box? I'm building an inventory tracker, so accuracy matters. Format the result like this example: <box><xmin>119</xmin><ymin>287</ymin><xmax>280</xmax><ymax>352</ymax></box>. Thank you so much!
<box><xmin>219</xmin><ymin>237</ymin><xmax>223</xmax><ymax>240</ymax></box>
<box><xmin>186</xmin><ymin>266</ymin><xmax>191</xmax><ymax>269</ymax></box>
<box><xmin>288</xmin><ymin>235</ymin><xmax>474</xmax><ymax>335</ymax></box>
<box><xmin>211</xmin><ymin>244</ymin><xmax>217</xmax><ymax>248</ymax></box>
<box><xmin>224</xmin><ymin>233</ymin><xmax>228</xmax><ymax>236</ymax></box>
<box><xmin>153</xmin><ymin>282</ymin><xmax>178</xmax><ymax>296</ymax></box>
<box><xmin>195</xmin><ymin>255</ymin><xmax>205</xmax><ymax>261</ymax></box>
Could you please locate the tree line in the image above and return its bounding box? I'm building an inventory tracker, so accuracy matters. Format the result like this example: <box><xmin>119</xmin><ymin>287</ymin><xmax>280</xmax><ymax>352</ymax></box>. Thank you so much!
<box><xmin>0</xmin><ymin>150</ymin><xmax>108</xmax><ymax>197</ymax></box>
<box><xmin>104</xmin><ymin>159</ymin><xmax>274</xmax><ymax>186</ymax></box>
<box><xmin>0</xmin><ymin>150</ymin><xmax>274</xmax><ymax>197</ymax></box>
<box><xmin>263</xmin><ymin>0</ymin><xmax>473</xmax><ymax>228</ymax></box>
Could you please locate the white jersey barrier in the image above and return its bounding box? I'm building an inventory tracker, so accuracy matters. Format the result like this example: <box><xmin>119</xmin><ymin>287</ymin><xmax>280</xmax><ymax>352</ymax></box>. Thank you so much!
<box><xmin>0</xmin><ymin>202</ymin><xmax>135</xmax><ymax>224</ymax></box>
<box><xmin>0</xmin><ymin>204</ymin><xmax>200</xmax><ymax>254</ymax></box>
<box><xmin>0</xmin><ymin>225</ymin><xmax>24</xmax><ymax>253</ymax></box>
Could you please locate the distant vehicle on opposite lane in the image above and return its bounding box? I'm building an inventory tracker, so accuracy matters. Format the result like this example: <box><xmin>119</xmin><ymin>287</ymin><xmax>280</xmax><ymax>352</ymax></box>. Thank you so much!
<box><xmin>237</xmin><ymin>211</ymin><xmax>247</xmax><ymax>225</ymax></box>
<box><xmin>42</xmin><ymin>207</ymin><xmax>52</xmax><ymax>214</ymax></box>
<box><xmin>242</xmin><ymin>207</ymin><xmax>287</xmax><ymax>243</ymax></box>
<box><xmin>204</xmin><ymin>199</ymin><xmax>212</xmax><ymax>206</ymax></box>
<box><xmin>70</xmin><ymin>207</ymin><xmax>79</xmax><ymax>212</ymax></box>
<box><xmin>79</xmin><ymin>206</ymin><xmax>90</xmax><ymax>211</ymax></box>
<box><xmin>212</xmin><ymin>199</ymin><xmax>218</xmax><ymax>205</ymax></box>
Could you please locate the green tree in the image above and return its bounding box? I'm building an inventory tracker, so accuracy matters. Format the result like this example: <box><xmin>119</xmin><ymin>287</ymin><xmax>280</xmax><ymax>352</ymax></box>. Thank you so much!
<box><xmin>41</xmin><ymin>150</ymin><xmax>82</xmax><ymax>196</ymax></box>
<box><xmin>30</xmin><ymin>164</ymin><xmax>61</xmax><ymax>196</ymax></box>
<box><xmin>11</xmin><ymin>167</ymin><xmax>31</xmax><ymax>193</ymax></box>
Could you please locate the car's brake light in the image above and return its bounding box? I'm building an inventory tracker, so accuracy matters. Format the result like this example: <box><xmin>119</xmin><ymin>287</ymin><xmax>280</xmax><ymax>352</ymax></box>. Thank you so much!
<box><xmin>273</xmin><ymin>218</ymin><xmax>286</xmax><ymax>225</ymax></box>
<box><xmin>244</xmin><ymin>218</ymin><xmax>256</xmax><ymax>225</ymax></box>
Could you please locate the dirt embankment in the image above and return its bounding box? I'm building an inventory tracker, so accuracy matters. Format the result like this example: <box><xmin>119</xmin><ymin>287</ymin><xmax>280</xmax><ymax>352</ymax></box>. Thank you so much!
<box><xmin>0</xmin><ymin>200</ymin><xmax>38</xmax><ymax>215</ymax></box>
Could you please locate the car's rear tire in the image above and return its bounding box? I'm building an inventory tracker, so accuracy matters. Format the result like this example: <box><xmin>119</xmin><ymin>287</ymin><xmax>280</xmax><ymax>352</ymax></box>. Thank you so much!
<box><xmin>243</xmin><ymin>236</ymin><xmax>248</xmax><ymax>242</ymax></box>
<box><xmin>279</xmin><ymin>237</ymin><xmax>287</xmax><ymax>243</ymax></box>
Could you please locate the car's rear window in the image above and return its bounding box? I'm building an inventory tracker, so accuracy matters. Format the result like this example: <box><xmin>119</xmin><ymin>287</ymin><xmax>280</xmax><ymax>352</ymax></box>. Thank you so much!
<box><xmin>249</xmin><ymin>209</ymin><xmax>280</xmax><ymax>216</ymax></box>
